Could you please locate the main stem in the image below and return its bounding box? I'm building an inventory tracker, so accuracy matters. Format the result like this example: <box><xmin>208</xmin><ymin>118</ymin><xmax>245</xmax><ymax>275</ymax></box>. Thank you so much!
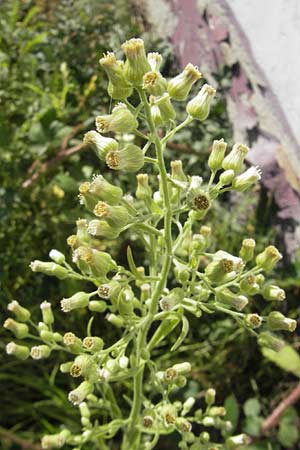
<box><xmin>122</xmin><ymin>89</ymin><xmax>173</xmax><ymax>450</ymax></box>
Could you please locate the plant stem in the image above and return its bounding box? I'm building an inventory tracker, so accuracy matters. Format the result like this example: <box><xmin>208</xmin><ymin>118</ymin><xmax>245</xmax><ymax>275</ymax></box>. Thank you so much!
<box><xmin>122</xmin><ymin>88</ymin><xmax>173</xmax><ymax>450</ymax></box>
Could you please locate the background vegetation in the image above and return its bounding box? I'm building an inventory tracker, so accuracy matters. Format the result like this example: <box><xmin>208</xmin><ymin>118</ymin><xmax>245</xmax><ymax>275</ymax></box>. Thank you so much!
<box><xmin>1</xmin><ymin>1</ymin><xmax>299</xmax><ymax>449</ymax></box>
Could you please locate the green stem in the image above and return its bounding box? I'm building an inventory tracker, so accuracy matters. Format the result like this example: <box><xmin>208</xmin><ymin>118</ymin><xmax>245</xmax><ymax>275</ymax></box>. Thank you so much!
<box><xmin>122</xmin><ymin>88</ymin><xmax>173</xmax><ymax>450</ymax></box>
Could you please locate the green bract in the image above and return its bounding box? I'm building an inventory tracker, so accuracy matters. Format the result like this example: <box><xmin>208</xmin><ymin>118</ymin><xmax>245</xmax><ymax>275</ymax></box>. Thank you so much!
<box><xmin>4</xmin><ymin>38</ymin><xmax>295</xmax><ymax>450</ymax></box>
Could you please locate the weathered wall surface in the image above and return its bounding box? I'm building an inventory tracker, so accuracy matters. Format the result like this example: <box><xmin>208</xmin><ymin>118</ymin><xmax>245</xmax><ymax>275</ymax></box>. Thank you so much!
<box><xmin>228</xmin><ymin>0</ymin><xmax>300</xmax><ymax>146</ymax></box>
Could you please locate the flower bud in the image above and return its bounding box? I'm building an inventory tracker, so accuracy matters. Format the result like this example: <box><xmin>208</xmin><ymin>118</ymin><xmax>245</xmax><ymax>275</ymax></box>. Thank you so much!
<box><xmin>164</xmin><ymin>367</ymin><xmax>178</xmax><ymax>383</ymax></box>
<box><xmin>93</xmin><ymin>201</ymin><xmax>130</xmax><ymax>228</ymax></box>
<box><xmin>186</xmin><ymin>84</ymin><xmax>216</xmax><ymax>120</ymax></box>
<box><xmin>205</xmin><ymin>388</ymin><xmax>216</xmax><ymax>405</ymax></box>
<box><xmin>63</xmin><ymin>332</ymin><xmax>82</xmax><ymax>353</ymax></box>
<box><xmin>222</xmin><ymin>143</ymin><xmax>249</xmax><ymax>173</ymax></box>
<box><xmin>99</xmin><ymin>52</ymin><xmax>132</xmax><ymax>100</ymax></box>
<box><xmin>172</xmin><ymin>362</ymin><xmax>191</xmax><ymax>375</ymax></box>
<box><xmin>232</xmin><ymin>166</ymin><xmax>262</xmax><ymax>191</ymax></box>
<box><xmin>49</xmin><ymin>249</ymin><xmax>65</xmax><ymax>264</ymax></box>
<box><xmin>88</xmin><ymin>300</ymin><xmax>107</xmax><ymax>313</ymax></box>
<box><xmin>216</xmin><ymin>288</ymin><xmax>248</xmax><ymax>311</ymax></box>
<box><xmin>257</xmin><ymin>331</ymin><xmax>285</xmax><ymax>352</ymax></box>
<box><xmin>31</xmin><ymin>345</ymin><xmax>51</xmax><ymax>360</ymax></box>
<box><xmin>208</xmin><ymin>139</ymin><xmax>227</xmax><ymax>171</ymax></box>
<box><xmin>143</xmin><ymin>71</ymin><xmax>167</xmax><ymax>95</ymax></box>
<box><xmin>142</xmin><ymin>408</ymin><xmax>155</xmax><ymax>428</ymax></box>
<box><xmin>199</xmin><ymin>431</ymin><xmax>210</xmax><ymax>443</ymax></box>
<box><xmin>89</xmin><ymin>174</ymin><xmax>123</xmax><ymax>205</ymax></box>
<box><xmin>83</xmin><ymin>336</ymin><xmax>104</xmax><ymax>352</ymax></box>
<box><xmin>239</xmin><ymin>274</ymin><xmax>260</xmax><ymax>295</ymax></box>
<box><xmin>219</xmin><ymin>169</ymin><xmax>235</xmax><ymax>186</ymax></box>
<box><xmin>226</xmin><ymin>434</ymin><xmax>251</xmax><ymax>449</ymax></box>
<box><xmin>170</xmin><ymin>160</ymin><xmax>187</xmax><ymax>182</ymax></box>
<box><xmin>267</xmin><ymin>311</ymin><xmax>296</xmax><ymax>332</ymax></box>
<box><xmin>182</xmin><ymin>397</ymin><xmax>195</xmax><ymax>416</ymax></box>
<box><xmin>119</xmin><ymin>355</ymin><xmax>129</xmax><ymax>369</ymax></box>
<box><xmin>7</xmin><ymin>300</ymin><xmax>30</xmax><ymax>322</ymax></box>
<box><xmin>262</xmin><ymin>284</ymin><xmax>286</xmax><ymax>302</ymax></box>
<box><xmin>70</xmin><ymin>354</ymin><xmax>94</xmax><ymax>378</ymax></box>
<box><xmin>175</xmin><ymin>375</ymin><xmax>187</xmax><ymax>388</ymax></box>
<box><xmin>60</xmin><ymin>362</ymin><xmax>73</xmax><ymax>373</ymax></box>
<box><xmin>87</xmin><ymin>220</ymin><xmax>121</xmax><ymax>240</ymax></box>
<box><xmin>73</xmin><ymin>246</ymin><xmax>118</xmax><ymax>278</ymax></box>
<box><xmin>122</xmin><ymin>38</ymin><xmax>151</xmax><ymax>85</ymax></box>
<box><xmin>6</xmin><ymin>342</ymin><xmax>30</xmax><ymax>360</ymax></box>
<box><xmin>175</xmin><ymin>418</ymin><xmax>192</xmax><ymax>433</ymax></box>
<box><xmin>4</xmin><ymin>318</ymin><xmax>29</xmax><ymax>339</ymax></box>
<box><xmin>244</xmin><ymin>313</ymin><xmax>262</xmax><ymax>329</ymax></box>
<box><xmin>97</xmin><ymin>280</ymin><xmax>121</xmax><ymax>302</ymax></box>
<box><xmin>205</xmin><ymin>251</ymin><xmax>243</xmax><ymax>284</ymax></box>
<box><xmin>256</xmin><ymin>274</ymin><xmax>265</xmax><ymax>286</ymax></box>
<box><xmin>136</xmin><ymin>173</ymin><xmax>152</xmax><ymax>200</ymax></box>
<box><xmin>150</xmin><ymin>99</ymin><xmax>164</xmax><ymax>127</ymax></box>
<box><xmin>68</xmin><ymin>381</ymin><xmax>93</xmax><ymax>405</ymax></box>
<box><xmin>96</xmin><ymin>103</ymin><xmax>138</xmax><ymax>134</ymax></box>
<box><xmin>147</xmin><ymin>52</ymin><xmax>163</xmax><ymax>71</ymax></box>
<box><xmin>239</xmin><ymin>238</ymin><xmax>256</xmax><ymax>262</ymax></box>
<box><xmin>30</xmin><ymin>260</ymin><xmax>69</xmax><ymax>280</ymax></box>
<box><xmin>209</xmin><ymin>406</ymin><xmax>226</xmax><ymax>417</ymax></box>
<box><xmin>40</xmin><ymin>301</ymin><xmax>54</xmax><ymax>325</ymax></box>
<box><xmin>106</xmin><ymin>313</ymin><xmax>125</xmax><ymax>328</ymax></box>
<box><xmin>83</xmin><ymin>131</ymin><xmax>118</xmax><ymax>161</ymax></box>
<box><xmin>41</xmin><ymin>430</ymin><xmax>71</xmax><ymax>449</ymax></box>
<box><xmin>61</xmin><ymin>292</ymin><xmax>90</xmax><ymax>313</ymax></box>
<box><xmin>79</xmin><ymin>402</ymin><xmax>90</xmax><ymax>419</ymax></box>
<box><xmin>155</xmin><ymin>93</ymin><xmax>176</xmax><ymax>122</ymax></box>
<box><xmin>117</xmin><ymin>288</ymin><xmax>134</xmax><ymax>316</ymax></box>
<box><xmin>256</xmin><ymin>245</ymin><xmax>282</xmax><ymax>271</ymax></box>
<box><xmin>168</xmin><ymin>63</ymin><xmax>202</xmax><ymax>101</ymax></box>
<box><xmin>106</xmin><ymin>144</ymin><xmax>144</xmax><ymax>172</ymax></box>
<box><xmin>161</xmin><ymin>405</ymin><xmax>177</xmax><ymax>427</ymax></box>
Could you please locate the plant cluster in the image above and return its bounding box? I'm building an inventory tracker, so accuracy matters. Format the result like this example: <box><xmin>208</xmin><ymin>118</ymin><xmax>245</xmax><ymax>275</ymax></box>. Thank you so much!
<box><xmin>4</xmin><ymin>38</ymin><xmax>297</xmax><ymax>450</ymax></box>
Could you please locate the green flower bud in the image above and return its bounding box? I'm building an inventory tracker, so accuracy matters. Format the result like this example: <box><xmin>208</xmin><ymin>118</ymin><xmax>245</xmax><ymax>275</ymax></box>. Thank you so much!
<box><xmin>40</xmin><ymin>330</ymin><xmax>55</xmax><ymax>342</ymax></box>
<box><xmin>239</xmin><ymin>238</ymin><xmax>256</xmax><ymax>262</ymax></box>
<box><xmin>87</xmin><ymin>220</ymin><xmax>121</xmax><ymax>240</ymax></box>
<box><xmin>79</xmin><ymin>402</ymin><xmax>90</xmax><ymax>419</ymax></box>
<box><xmin>257</xmin><ymin>331</ymin><xmax>285</xmax><ymax>352</ymax></box>
<box><xmin>140</xmin><ymin>283</ymin><xmax>151</xmax><ymax>302</ymax></box>
<box><xmin>99</xmin><ymin>52</ymin><xmax>132</xmax><ymax>100</ymax></box>
<box><xmin>192</xmin><ymin>234</ymin><xmax>206</xmax><ymax>253</ymax></box>
<box><xmin>164</xmin><ymin>367</ymin><xmax>178</xmax><ymax>383</ymax></box>
<box><xmin>175</xmin><ymin>375</ymin><xmax>187</xmax><ymax>388</ymax></box>
<box><xmin>60</xmin><ymin>362</ymin><xmax>73</xmax><ymax>373</ymax></box>
<box><xmin>171</xmin><ymin>160</ymin><xmax>187</xmax><ymax>182</ymax></box>
<box><xmin>143</xmin><ymin>71</ymin><xmax>167</xmax><ymax>96</ymax></box>
<box><xmin>161</xmin><ymin>405</ymin><xmax>177</xmax><ymax>428</ymax></box>
<box><xmin>122</xmin><ymin>38</ymin><xmax>151</xmax><ymax>86</ymax></box>
<box><xmin>88</xmin><ymin>300</ymin><xmax>107</xmax><ymax>313</ymax></box>
<box><xmin>199</xmin><ymin>431</ymin><xmax>210</xmax><ymax>443</ymax></box>
<box><xmin>83</xmin><ymin>131</ymin><xmax>118</xmax><ymax>161</ymax></box>
<box><xmin>117</xmin><ymin>288</ymin><xmax>135</xmax><ymax>316</ymax></box>
<box><xmin>60</xmin><ymin>292</ymin><xmax>90</xmax><ymax>313</ymax></box>
<box><xmin>150</xmin><ymin>99</ymin><xmax>164</xmax><ymax>127</ymax></box>
<box><xmin>244</xmin><ymin>313</ymin><xmax>262</xmax><ymax>329</ymax></box>
<box><xmin>96</xmin><ymin>103</ymin><xmax>138</xmax><ymax>134</ymax></box>
<box><xmin>63</xmin><ymin>332</ymin><xmax>83</xmax><ymax>353</ymax></box>
<box><xmin>256</xmin><ymin>274</ymin><xmax>265</xmax><ymax>286</ymax></box>
<box><xmin>155</xmin><ymin>93</ymin><xmax>176</xmax><ymax>122</ymax></box>
<box><xmin>262</xmin><ymin>284</ymin><xmax>286</xmax><ymax>301</ymax></box>
<box><xmin>226</xmin><ymin>434</ymin><xmax>251</xmax><ymax>449</ymax></box>
<box><xmin>186</xmin><ymin>84</ymin><xmax>216</xmax><ymax>120</ymax></box>
<box><xmin>83</xmin><ymin>336</ymin><xmax>104</xmax><ymax>352</ymax></box>
<box><xmin>97</xmin><ymin>280</ymin><xmax>121</xmax><ymax>302</ymax></box>
<box><xmin>73</xmin><ymin>246</ymin><xmax>118</xmax><ymax>278</ymax></box>
<box><xmin>41</xmin><ymin>430</ymin><xmax>71</xmax><ymax>449</ymax></box>
<box><xmin>232</xmin><ymin>166</ymin><xmax>262</xmax><ymax>191</ymax></box>
<box><xmin>136</xmin><ymin>173</ymin><xmax>152</xmax><ymax>200</ymax></box>
<box><xmin>30</xmin><ymin>260</ymin><xmax>69</xmax><ymax>280</ymax></box>
<box><xmin>209</xmin><ymin>406</ymin><xmax>226</xmax><ymax>417</ymax></box>
<box><xmin>219</xmin><ymin>169</ymin><xmax>235</xmax><ymax>185</ymax></box>
<box><xmin>216</xmin><ymin>288</ymin><xmax>248</xmax><ymax>311</ymax></box>
<box><xmin>75</xmin><ymin>219</ymin><xmax>92</xmax><ymax>245</ymax></box>
<box><xmin>70</xmin><ymin>354</ymin><xmax>94</xmax><ymax>378</ymax></box>
<box><xmin>106</xmin><ymin>313</ymin><xmax>125</xmax><ymax>328</ymax></box>
<box><xmin>106</xmin><ymin>144</ymin><xmax>144</xmax><ymax>172</ymax></box>
<box><xmin>93</xmin><ymin>201</ymin><xmax>130</xmax><ymax>228</ymax></box>
<box><xmin>6</xmin><ymin>342</ymin><xmax>30</xmax><ymax>360</ymax></box>
<box><xmin>31</xmin><ymin>345</ymin><xmax>51</xmax><ymax>360</ymax></box>
<box><xmin>205</xmin><ymin>388</ymin><xmax>216</xmax><ymax>405</ymax></box>
<box><xmin>147</xmin><ymin>52</ymin><xmax>163</xmax><ymax>71</ymax></box>
<box><xmin>239</xmin><ymin>274</ymin><xmax>260</xmax><ymax>295</ymax></box>
<box><xmin>267</xmin><ymin>311</ymin><xmax>296</xmax><ymax>332</ymax></box>
<box><xmin>202</xmin><ymin>416</ymin><xmax>215</xmax><ymax>427</ymax></box>
<box><xmin>49</xmin><ymin>249</ymin><xmax>65</xmax><ymax>264</ymax></box>
<box><xmin>142</xmin><ymin>408</ymin><xmax>156</xmax><ymax>428</ymax></box>
<box><xmin>4</xmin><ymin>318</ymin><xmax>29</xmax><ymax>339</ymax></box>
<box><xmin>208</xmin><ymin>139</ymin><xmax>227</xmax><ymax>171</ymax></box>
<box><xmin>89</xmin><ymin>174</ymin><xmax>123</xmax><ymax>205</ymax></box>
<box><xmin>222</xmin><ymin>143</ymin><xmax>249</xmax><ymax>173</ymax></box>
<box><xmin>172</xmin><ymin>362</ymin><xmax>191</xmax><ymax>375</ymax></box>
<box><xmin>40</xmin><ymin>301</ymin><xmax>54</xmax><ymax>325</ymax></box>
<box><xmin>68</xmin><ymin>381</ymin><xmax>93</xmax><ymax>405</ymax></box>
<box><xmin>175</xmin><ymin>417</ymin><xmax>192</xmax><ymax>433</ymax></box>
<box><xmin>182</xmin><ymin>397</ymin><xmax>195</xmax><ymax>416</ymax></box>
<box><xmin>256</xmin><ymin>245</ymin><xmax>282</xmax><ymax>271</ymax></box>
<box><xmin>7</xmin><ymin>300</ymin><xmax>30</xmax><ymax>322</ymax></box>
<box><xmin>168</xmin><ymin>63</ymin><xmax>202</xmax><ymax>101</ymax></box>
<box><xmin>205</xmin><ymin>251</ymin><xmax>243</xmax><ymax>284</ymax></box>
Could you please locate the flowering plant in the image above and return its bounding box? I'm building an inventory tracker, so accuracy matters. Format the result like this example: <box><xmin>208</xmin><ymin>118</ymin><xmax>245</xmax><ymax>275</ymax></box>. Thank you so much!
<box><xmin>4</xmin><ymin>38</ymin><xmax>296</xmax><ymax>450</ymax></box>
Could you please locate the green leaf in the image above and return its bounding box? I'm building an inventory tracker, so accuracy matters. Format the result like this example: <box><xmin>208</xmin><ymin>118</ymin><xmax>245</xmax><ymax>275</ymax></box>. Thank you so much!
<box><xmin>278</xmin><ymin>422</ymin><xmax>299</xmax><ymax>448</ymax></box>
<box><xmin>262</xmin><ymin>345</ymin><xmax>300</xmax><ymax>376</ymax></box>
<box><xmin>243</xmin><ymin>398</ymin><xmax>261</xmax><ymax>417</ymax></box>
<box><xmin>171</xmin><ymin>315</ymin><xmax>189</xmax><ymax>352</ymax></box>
<box><xmin>243</xmin><ymin>416</ymin><xmax>263</xmax><ymax>437</ymax></box>
<box><xmin>224</xmin><ymin>394</ymin><xmax>239</xmax><ymax>432</ymax></box>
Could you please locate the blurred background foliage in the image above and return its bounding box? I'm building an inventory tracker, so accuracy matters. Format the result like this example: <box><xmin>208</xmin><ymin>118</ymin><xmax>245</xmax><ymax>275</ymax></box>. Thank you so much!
<box><xmin>1</xmin><ymin>1</ymin><xmax>299</xmax><ymax>449</ymax></box>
